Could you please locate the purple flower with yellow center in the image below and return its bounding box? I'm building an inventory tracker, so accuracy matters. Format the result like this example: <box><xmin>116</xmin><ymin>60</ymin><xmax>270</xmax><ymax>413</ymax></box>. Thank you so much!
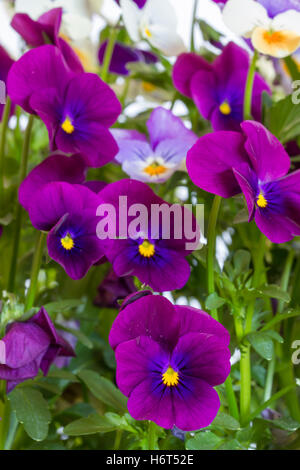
<box><xmin>187</xmin><ymin>120</ymin><xmax>300</xmax><ymax>243</ymax></box>
<box><xmin>7</xmin><ymin>45</ymin><xmax>121</xmax><ymax>167</ymax></box>
<box><xmin>112</xmin><ymin>107</ymin><xmax>197</xmax><ymax>182</ymax></box>
<box><xmin>98</xmin><ymin>41</ymin><xmax>157</xmax><ymax>76</ymax></box>
<box><xmin>11</xmin><ymin>7</ymin><xmax>84</xmax><ymax>73</ymax></box>
<box><xmin>109</xmin><ymin>292</ymin><xmax>231</xmax><ymax>431</ymax></box>
<box><xmin>0</xmin><ymin>45</ymin><xmax>14</xmax><ymax>121</ymax></box>
<box><xmin>97</xmin><ymin>179</ymin><xmax>199</xmax><ymax>292</ymax></box>
<box><xmin>25</xmin><ymin>181</ymin><xmax>104</xmax><ymax>279</ymax></box>
<box><xmin>172</xmin><ymin>42</ymin><xmax>270</xmax><ymax>131</ymax></box>
<box><xmin>0</xmin><ymin>307</ymin><xmax>75</xmax><ymax>393</ymax></box>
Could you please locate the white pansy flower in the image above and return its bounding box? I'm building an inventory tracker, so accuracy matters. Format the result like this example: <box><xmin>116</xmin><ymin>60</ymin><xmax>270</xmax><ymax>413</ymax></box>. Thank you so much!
<box><xmin>223</xmin><ymin>0</ymin><xmax>300</xmax><ymax>58</ymax></box>
<box><xmin>120</xmin><ymin>0</ymin><xmax>186</xmax><ymax>56</ymax></box>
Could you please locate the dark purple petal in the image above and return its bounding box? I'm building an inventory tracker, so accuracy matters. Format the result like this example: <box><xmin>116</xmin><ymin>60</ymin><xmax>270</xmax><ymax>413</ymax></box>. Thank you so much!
<box><xmin>19</xmin><ymin>152</ymin><xmax>87</xmax><ymax>211</ymax></box>
<box><xmin>186</xmin><ymin>131</ymin><xmax>249</xmax><ymax>197</ymax></box>
<box><xmin>175</xmin><ymin>305</ymin><xmax>230</xmax><ymax>345</ymax></box>
<box><xmin>172</xmin><ymin>332</ymin><xmax>231</xmax><ymax>386</ymax></box>
<box><xmin>28</xmin><ymin>182</ymin><xmax>100</xmax><ymax>231</ymax></box>
<box><xmin>172</xmin><ymin>53</ymin><xmax>212</xmax><ymax>98</ymax></box>
<box><xmin>7</xmin><ymin>45</ymin><xmax>74</xmax><ymax>114</ymax></box>
<box><xmin>241</xmin><ymin>121</ymin><xmax>291</xmax><ymax>182</ymax></box>
<box><xmin>109</xmin><ymin>293</ymin><xmax>179</xmax><ymax>351</ymax></box>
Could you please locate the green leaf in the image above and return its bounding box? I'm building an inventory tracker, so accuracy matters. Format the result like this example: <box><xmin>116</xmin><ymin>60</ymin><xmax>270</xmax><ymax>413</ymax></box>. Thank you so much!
<box><xmin>247</xmin><ymin>331</ymin><xmax>274</xmax><ymax>360</ymax></box>
<box><xmin>212</xmin><ymin>412</ymin><xmax>240</xmax><ymax>430</ymax></box>
<box><xmin>256</xmin><ymin>284</ymin><xmax>290</xmax><ymax>303</ymax></box>
<box><xmin>44</xmin><ymin>299</ymin><xmax>82</xmax><ymax>314</ymax></box>
<box><xmin>186</xmin><ymin>431</ymin><xmax>222</xmax><ymax>450</ymax></box>
<box><xmin>269</xmin><ymin>417</ymin><xmax>300</xmax><ymax>432</ymax></box>
<box><xmin>205</xmin><ymin>293</ymin><xmax>226</xmax><ymax>310</ymax></box>
<box><xmin>8</xmin><ymin>387</ymin><xmax>51</xmax><ymax>441</ymax></box>
<box><xmin>265</xmin><ymin>330</ymin><xmax>284</xmax><ymax>344</ymax></box>
<box><xmin>233</xmin><ymin>249</ymin><xmax>251</xmax><ymax>276</ymax></box>
<box><xmin>77</xmin><ymin>370</ymin><xmax>127</xmax><ymax>412</ymax></box>
<box><xmin>64</xmin><ymin>413</ymin><xmax>117</xmax><ymax>436</ymax></box>
<box><xmin>267</xmin><ymin>95</ymin><xmax>300</xmax><ymax>144</ymax></box>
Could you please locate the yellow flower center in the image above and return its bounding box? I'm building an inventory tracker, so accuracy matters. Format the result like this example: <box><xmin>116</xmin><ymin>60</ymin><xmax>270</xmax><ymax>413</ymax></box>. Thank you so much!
<box><xmin>162</xmin><ymin>366</ymin><xmax>179</xmax><ymax>387</ymax></box>
<box><xmin>61</xmin><ymin>233</ymin><xmax>75</xmax><ymax>251</ymax></box>
<box><xmin>257</xmin><ymin>192</ymin><xmax>268</xmax><ymax>208</ymax></box>
<box><xmin>61</xmin><ymin>117</ymin><xmax>75</xmax><ymax>134</ymax></box>
<box><xmin>138</xmin><ymin>239</ymin><xmax>155</xmax><ymax>258</ymax></box>
<box><xmin>144</xmin><ymin>27</ymin><xmax>152</xmax><ymax>38</ymax></box>
<box><xmin>219</xmin><ymin>101</ymin><xmax>231</xmax><ymax>115</ymax></box>
<box><xmin>142</xmin><ymin>81</ymin><xmax>156</xmax><ymax>93</ymax></box>
<box><xmin>144</xmin><ymin>162</ymin><xmax>167</xmax><ymax>177</ymax></box>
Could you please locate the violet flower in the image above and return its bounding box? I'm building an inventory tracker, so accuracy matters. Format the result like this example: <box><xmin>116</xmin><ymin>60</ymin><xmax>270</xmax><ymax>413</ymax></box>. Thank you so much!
<box><xmin>172</xmin><ymin>42</ymin><xmax>270</xmax><ymax>131</ymax></box>
<box><xmin>109</xmin><ymin>293</ymin><xmax>231</xmax><ymax>431</ymax></box>
<box><xmin>98</xmin><ymin>41</ymin><xmax>157</xmax><ymax>76</ymax></box>
<box><xmin>114</xmin><ymin>0</ymin><xmax>147</xmax><ymax>7</ymax></box>
<box><xmin>112</xmin><ymin>107</ymin><xmax>197</xmax><ymax>182</ymax></box>
<box><xmin>11</xmin><ymin>7</ymin><xmax>84</xmax><ymax>73</ymax></box>
<box><xmin>98</xmin><ymin>179</ymin><xmax>200</xmax><ymax>292</ymax></box>
<box><xmin>25</xmin><ymin>181</ymin><xmax>104</xmax><ymax>279</ymax></box>
<box><xmin>7</xmin><ymin>45</ymin><xmax>121</xmax><ymax>167</ymax></box>
<box><xmin>187</xmin><ymin>120</ymin><xmax>300</xmax><ymax>243</ymax></box>
<box><xmin>0</xmin><ymin>307</ymin><xmax>75</xmax><ymax>393</ymax></box>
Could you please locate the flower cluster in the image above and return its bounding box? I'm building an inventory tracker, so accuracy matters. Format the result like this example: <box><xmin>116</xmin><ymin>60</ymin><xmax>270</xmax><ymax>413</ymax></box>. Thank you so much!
<box><xmin>1</xmin><ymin>0</ymin><xmax>300</xmax><ymax>450</ymax></box>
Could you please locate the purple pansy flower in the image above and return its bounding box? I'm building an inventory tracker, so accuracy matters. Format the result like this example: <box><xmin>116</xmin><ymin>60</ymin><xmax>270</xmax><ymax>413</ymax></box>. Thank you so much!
<box><xmin>109</xmin><ymin>293</ymin><xmax>231</xmax><ymax>431</ymax></box>
<box><xmin>0</xmin><ymin>45</ymin><xmax>14</xmax><ymax>121</ymax></box>
<box><xmin>94</xmin><ymin>268</ymin><xmax>137</xmax><ymax>309</ymax></box>
<box><xmin>98</xmin><ymin>41</ymin><xmax>157</xmax><ymax>76</ymax></box>
<box><xmin>25</xmin><ymin>181</ymin><xmax>104</xmax><ymax>279</ymax></box>
<box><xmin>19</xmin><ymin>152</ymin><xmax>87</xmax><ymax>212</ymax></box>
<box><xmin>187</xmin><ymin>120</ymin><xmax>300</xmax><ymax>243</ymax></box>
<box><xmin>7</xmin><ymin>45</ymin><xmax>121</xmax><ymax>167</ymax></box>
<box><xmin>0</xmin><ymin>307</ymin><xmax>75</xmax><ymax>393</ymax></box>
<box><xmin>172</xmin><ymin>42</ymin><xmax>270</xmax><ymax>131</ymax></box>
<box><xmin>11</xmin><ymin>7</ymin><xmax>84</xmax><ymax>73</ymax></box>
<box><xmin>112</xmin><ymin>107</ymin><xmax>197</xmax><ymax>183</ymax></box>
<box><xmin>97</xmin><ymin>179</ymin><xmax>200</xmax><ymax>292</ymax></box>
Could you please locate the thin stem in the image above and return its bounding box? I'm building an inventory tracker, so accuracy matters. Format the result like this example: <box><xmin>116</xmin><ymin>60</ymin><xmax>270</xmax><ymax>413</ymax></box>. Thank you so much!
<box><xmin>207</xmin><ymin>195</ymin><xmax>222</xmax><ymax>321</ymax></box>
<box><xmin>147</xmin><ymin>421</ymin><xmax>158</xmax><ymax>450</ymax></box>
<box><xmin>7</xmin><ymin>115</ymin><xmax>34</xmax><ymax>292</ymax></box>
<box><xmin>101</xmin><ymin>27</ymin><xmax>118</xmax><ymax>83</ymax></box>
<box><xmin>225</xmin><ymin>375</ymin><xmax>240</xmax><ymax>421</ymax></box>
<box><xmin>190</xmin><ymin>0</ymin><xmax>199</xmax><ymax>52</ymax></box>
<box><xmin>240</xmin><ymin>233</ymin><xmax>266</xmax><ymax>425</ymax></box>
<box><xmin>113</xmin><ymin>429</ymin><xmax>123</xmax><ymax>450</ymax></box>
<box><xmin>25</xmin><ymin>231</ymin><xmax>45</xmax><ymax>311</ymax></box>
<box><xmin>243</xmin><ymin>50</ymin><xmax>258</xmax><ymax>120</ymax></box>
<box><xmin>0</xmin><ymin>97</ymin><xmax>11</xmax><ymax>212</ymax></box>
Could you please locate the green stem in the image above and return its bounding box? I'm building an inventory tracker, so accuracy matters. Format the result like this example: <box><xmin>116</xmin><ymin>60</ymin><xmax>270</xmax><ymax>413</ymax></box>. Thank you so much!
<box><xmin>0</xmin><ymin>381</ymin><xmax>8</xmax><ymax>450</ymax></box>
<box><xmin>190</xmin><ymin>0</ymin><xmax>199</xmax><ymax>52</ymax></box>
<box><xmin>147</xmin><ymin>421</ymin><xmax>158</xmax><ymax>450</ymax></box>
<box><xmin>240</xmin><ymin>233</ymin><xmax>266</xmax><ymax>425</ymax></box>
<box><xmin>263</xmin><ymin>355</ymin><xmax>275</xmax><ymax>402</ymax></box>
<box><xmin>225</xmin><ymin>375</ymin><xmax>240</xmax><ymax>421</ymax></box>
<box><xmin>243</xmin><ymin>50</ymin><xmax>258</xmax><ymax>120</ymax></box>
<box><xmin>207</xmin><ymin>195</ymin><xmax>222</xmax><ymax>321</ymax></box>
<box><xmin>7</xmin><ymin>115</ymin><xmax>34</xmax><ymax>292</ymax></box>
<box><xmin>0</xmin><ymin>97</ymin><xmax>11</xmax><ymax>212</ymax></box>
<box><xmin>101</xmin><ymin>27</ymin><xmax>118</xmax><ymax>82</ymax></box>
<box><xmin>276</xmin><ymin>249</ymin><xmax>300</xmax><ymax>421</ymax></box>
<box><xmin>113</xmin><ymin>429</ymin><xmax>123</xmax><ymax>451</ymax></box>
<box><xmin>24</xmin><ymin>231</ymin><xmax>45</xmax><ymax>311</ymax></box>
